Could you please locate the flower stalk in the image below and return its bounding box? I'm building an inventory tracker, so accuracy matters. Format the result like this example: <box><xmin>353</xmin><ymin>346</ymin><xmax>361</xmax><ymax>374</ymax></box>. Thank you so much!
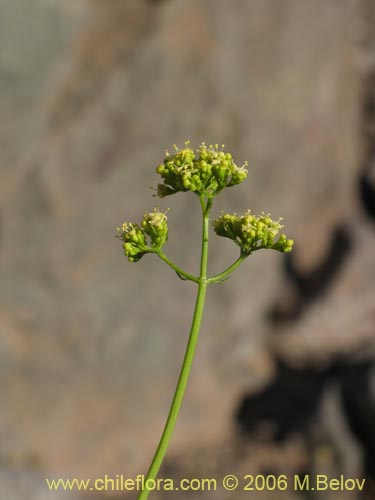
<box><xmin>115</xmin><ymin>142</ymin><xmax>294</xmax><ymax>500</ymax></box>
<box><xmin>137</xmin><ymin>195</ymin><xmax>210</xmax><ymax>500</ymax></box>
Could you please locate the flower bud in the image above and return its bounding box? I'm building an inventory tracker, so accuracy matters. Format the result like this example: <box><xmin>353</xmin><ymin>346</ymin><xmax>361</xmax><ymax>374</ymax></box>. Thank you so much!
<box><xmin>272</xmin><ymin>234</ymin><xmax>294</xmax><ymax>253</ymax></box>
<box><xmin>141</xmin><ymin>208</ymin><xmax>169</xmax><ymax>249</ymax></box>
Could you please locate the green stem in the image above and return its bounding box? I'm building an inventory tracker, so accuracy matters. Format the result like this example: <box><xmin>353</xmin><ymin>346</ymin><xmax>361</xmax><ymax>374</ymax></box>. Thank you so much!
<box><xmin>137</xmin><ymin>197</ymin><xmax>211</xmax><ymax>500</ymax></box>
<box><xmin>207</xmin><ymin>253</ymin><xmax>246</xmax><ymax>283</ymax></box>
<box><xmin>157</xmin><ymin>252</ymin><xmax>199</xmax><ymax>284</ymax></box>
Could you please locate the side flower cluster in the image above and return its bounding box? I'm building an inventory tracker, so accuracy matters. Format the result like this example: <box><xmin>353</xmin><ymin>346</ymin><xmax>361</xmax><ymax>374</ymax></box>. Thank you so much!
<box><xmin>213</xmin><ymin>211</ymin><xmax>294</xmax><ymax>255</ymax></box>
<box><xmin>156</xmin><ymin>142</ymin><xmax>248</xmax><ymax>198</ymax></box>
<box><xmin>116</xmin><ymin>208</ymin><xmax>168</xmax><ymax>262</ymax></box>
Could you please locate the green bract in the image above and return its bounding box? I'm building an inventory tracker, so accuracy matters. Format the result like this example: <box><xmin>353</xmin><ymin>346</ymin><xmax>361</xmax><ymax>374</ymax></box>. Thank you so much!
<box><xmin>213</xmin><ymin>211</ymin><xmax>294</xmax><ymax>254</ymax></box>
<box><xmin>116</xmin><ymin>208</ymin><xmax>168</xmax><ymax>262</ymax></box>
<box><xmin>156</xmin><ymin>141</ymin><xmax>248</xmax><ymax>198</ymax></box>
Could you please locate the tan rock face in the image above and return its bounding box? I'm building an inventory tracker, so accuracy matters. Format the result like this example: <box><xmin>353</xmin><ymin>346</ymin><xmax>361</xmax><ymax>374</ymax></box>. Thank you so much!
<box><xmin>0</xmin><ymin>0</ymin><xmax>373</xmax><ymax>485</ymax></box>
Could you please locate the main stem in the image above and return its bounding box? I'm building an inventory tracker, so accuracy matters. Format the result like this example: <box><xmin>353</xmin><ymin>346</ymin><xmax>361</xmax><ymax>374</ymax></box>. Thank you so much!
<box><xmin>137</xmin><ymin>197</ymin><xmax>211</xmax><ymax>500</ymax></box>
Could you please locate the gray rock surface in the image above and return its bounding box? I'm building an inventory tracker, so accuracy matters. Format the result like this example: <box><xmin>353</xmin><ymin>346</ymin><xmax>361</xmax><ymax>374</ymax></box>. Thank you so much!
<box><xmin>0</xmin><ymin>465</ymin><xmax>80</xmax><ymax>500</ymax></box>
<box><xmin>0</xmin><ymin>0</ymin><xmax>373</xmax><ymax>493</ymax></box>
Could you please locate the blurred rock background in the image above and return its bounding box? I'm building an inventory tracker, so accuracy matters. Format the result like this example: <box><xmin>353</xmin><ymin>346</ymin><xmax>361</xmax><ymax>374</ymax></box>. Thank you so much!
<box><xmin>0</xmin><ymin>0</ymin><xmax>373</xmax><ymax>499</ymax></box>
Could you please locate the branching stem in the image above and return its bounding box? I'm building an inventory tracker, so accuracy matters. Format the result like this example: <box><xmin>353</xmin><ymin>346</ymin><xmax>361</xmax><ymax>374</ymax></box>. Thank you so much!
<box><xmin>137</xmin><ymin>196</ymin><xmax>211</xmax><ymax>500</ymax></box>
<box><xmin>157</xmin><ymin>252</ymin><xmax>199</xmax><ymax>284</ymax></box>
<box><xmin>207</xmin><ymin>253</ymin><xmax>247</xmax><ymax>283</ymax></box>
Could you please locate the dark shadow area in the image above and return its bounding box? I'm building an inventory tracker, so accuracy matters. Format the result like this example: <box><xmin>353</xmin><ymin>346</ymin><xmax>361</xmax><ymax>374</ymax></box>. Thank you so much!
<box><xmin>236</xmin><ymin>89</ymin><xmax>375</xmax><ymax>491</ymax></box>
<box><xmin>268</xmin><ymin>224</ymin><xmax>353</xmax><ymax>324</ymax></box>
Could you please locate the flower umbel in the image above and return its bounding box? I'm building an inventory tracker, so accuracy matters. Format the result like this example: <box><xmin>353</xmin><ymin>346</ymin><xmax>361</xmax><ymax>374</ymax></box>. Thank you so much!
<box><xmin>213</xmin><ymin>210</ymin><xmax>294</xmax><ymax>255</ymax></box>
<box><xmin>156</xmin><ymin>141</ymin><xmax>248</xmax><ymax>198</ymax></box>
<box><xmin>116</xmin><ymin>208</ymin><xmax>168</xmax><ymax>262</ymax></box>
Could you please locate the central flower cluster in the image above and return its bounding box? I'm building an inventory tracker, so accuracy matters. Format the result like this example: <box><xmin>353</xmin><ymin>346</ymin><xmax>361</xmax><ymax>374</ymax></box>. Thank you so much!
<box><xmin>213</xmin><ymin>211</ymin><xmax>294</xmax><ymax>254</ymax></box>
<box><xmin>116</xmin><ymin>208</ymin><xmax>168</xmax><ymax>262</ymax></box>
<box><xmin>156</xmin><ymin>142</ymin><xmax>248</xmax><ymax>198</ymax></box>
<box><xmin>117</xmin><ymin>142</ymin><xmax>294</xmax><ymax>264</ymax></box>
